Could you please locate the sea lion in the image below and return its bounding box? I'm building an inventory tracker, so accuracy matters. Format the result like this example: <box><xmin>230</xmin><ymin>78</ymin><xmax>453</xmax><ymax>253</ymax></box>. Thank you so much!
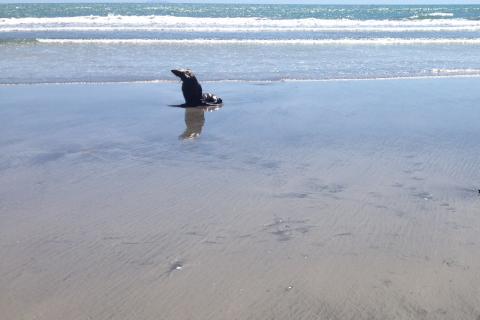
<box><xmin>171</xmin><ymin>69</ymin><xmax>223</xmax><ymax>106</ymax></box>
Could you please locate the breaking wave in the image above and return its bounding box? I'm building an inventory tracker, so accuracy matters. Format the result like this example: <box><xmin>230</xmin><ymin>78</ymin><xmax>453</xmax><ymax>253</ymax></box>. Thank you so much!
<box><xmin>35</xmin><ymin>38</ymin><xmax>480</xmax><ymax>45</ymax></box>
<box><xmin>3</xmin><ymin>15</ymin><xmax>480</xmax><ymax>33</ymax></box>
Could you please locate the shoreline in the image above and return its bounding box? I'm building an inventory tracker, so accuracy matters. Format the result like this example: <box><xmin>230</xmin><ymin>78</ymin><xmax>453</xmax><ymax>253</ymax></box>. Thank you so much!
<box><xmin>2</xmin><ymin>73</ymin><xmax>480</xmax><ymax>87</ymax></box>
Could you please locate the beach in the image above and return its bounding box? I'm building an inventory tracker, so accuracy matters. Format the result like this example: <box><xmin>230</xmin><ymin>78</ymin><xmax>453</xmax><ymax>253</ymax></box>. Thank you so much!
<box><xmin>1</xmin><ymin>78</ymin><xmax>480</xmax><ymax>319</ymax></box>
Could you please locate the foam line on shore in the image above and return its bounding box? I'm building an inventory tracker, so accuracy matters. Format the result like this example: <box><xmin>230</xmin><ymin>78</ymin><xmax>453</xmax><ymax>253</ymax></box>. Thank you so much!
<box><xmin>4</xmin><ymin>26</ymin><xmax>480</xmax><ymax>32</ymax></box>
<box><xmin>2</xmin><ymin>73</ymin><xmax>480</xmax><ymax>87</ymax></box>
<box><xmin>34</xmin><ymin>38</ymin><xmax>480</xmax><ymax>45</ymax></box>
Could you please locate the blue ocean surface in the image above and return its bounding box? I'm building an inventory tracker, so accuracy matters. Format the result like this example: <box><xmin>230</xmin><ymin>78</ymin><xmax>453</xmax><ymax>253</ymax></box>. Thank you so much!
<box><xmin>1</xmin><ymin>3</ymin><xmax>480</xmax><ymax>84</ymax></box>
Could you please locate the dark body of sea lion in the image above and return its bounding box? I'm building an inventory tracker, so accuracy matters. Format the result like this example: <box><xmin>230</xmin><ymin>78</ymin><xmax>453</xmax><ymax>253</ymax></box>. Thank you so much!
<box><xmin>171</xmin><ymin>69</ymin><xmax>223</xmax><ymax>107</ymax></box>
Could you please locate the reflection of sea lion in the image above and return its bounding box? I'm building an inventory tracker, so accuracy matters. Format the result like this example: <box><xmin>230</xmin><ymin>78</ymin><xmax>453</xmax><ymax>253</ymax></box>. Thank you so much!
<box><xmin>171</xmin><ymin>69</ymin><xmax>223</xmax><ymax>106</ymax></box>
<box><xmin>180</xmin><ymin>108</ymin><xmax>205</xmax><ymax>140</ymax></box>
<box><xmin>179</xmin><ymin>104</ymin><xmax>223</xmax><ymax>140</ymax></box>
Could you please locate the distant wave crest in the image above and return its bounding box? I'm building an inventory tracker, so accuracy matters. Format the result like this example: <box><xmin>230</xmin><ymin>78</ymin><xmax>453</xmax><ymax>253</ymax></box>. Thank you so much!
<box><xmin>427</xmin><ymin>12</ymin><xmax>454</xmax><ymax>17</ymax></box>
<box><xmin>35</xmin><ymin>38</ymin><xmax>480</xmax><ymax>45</ymax></box>
<box><xmin>3</xmin><ymin>15</ymin><xmax>480</xmax><ymax>33</ymax></box>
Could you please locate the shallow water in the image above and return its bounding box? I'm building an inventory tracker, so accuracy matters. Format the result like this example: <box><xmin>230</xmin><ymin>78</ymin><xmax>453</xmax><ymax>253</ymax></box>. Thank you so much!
<box><xmin>1</xmin><ymin>78</ymin><xmax>480</xmax><ymax>319</ymax></box>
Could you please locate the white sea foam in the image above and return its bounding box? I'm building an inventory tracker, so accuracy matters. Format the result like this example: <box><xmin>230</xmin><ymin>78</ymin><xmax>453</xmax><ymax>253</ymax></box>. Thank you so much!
<box><xmin>427</xmin><ymin>12</ymin><xmax>454</xmax><ymax>17</ymax></box>
<box><xmin>2</xmin><ymin>15</ymin><xmax>480</xmax><ymax>33</ymax></box>
<box><xmin>3</xmin><ymin>74</ymin><xmax>480</xmax><ymax>86</ymax></box>
<box><xmin>35</xmin><ymin>38</ymin><xmax>480</xmax><ymax>45</ymax></box>
<box><xmin>4</xmin><ymin>26</ymin><xmax>480</xmax><ymax>33</ymax></box>
<box><xmin>432</xmin><ymin>68</ymin><xmax>480</xmax><ymax>75</ymax></box>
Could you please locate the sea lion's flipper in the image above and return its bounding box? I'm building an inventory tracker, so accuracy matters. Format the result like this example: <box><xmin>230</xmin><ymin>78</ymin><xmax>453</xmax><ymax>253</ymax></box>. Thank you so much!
<box><xmin>202</xmin><ymin>93</ymin><xmax>223</xmax><ymax>105</ymax></box>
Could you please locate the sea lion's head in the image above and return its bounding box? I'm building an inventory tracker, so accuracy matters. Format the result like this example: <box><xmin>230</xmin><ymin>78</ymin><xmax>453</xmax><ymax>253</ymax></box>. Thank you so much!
<box><xmin>171</xmin><ymin>69</ymin><xmax>195</xmax><ymax>81</ymax></box>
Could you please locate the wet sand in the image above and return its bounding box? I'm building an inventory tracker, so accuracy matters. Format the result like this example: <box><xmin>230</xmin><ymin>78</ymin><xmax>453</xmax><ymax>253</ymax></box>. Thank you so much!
<box><xmin>1</xmin><ymin>78</ymin><xmax>480</xmax><ymax>319</ymax></box>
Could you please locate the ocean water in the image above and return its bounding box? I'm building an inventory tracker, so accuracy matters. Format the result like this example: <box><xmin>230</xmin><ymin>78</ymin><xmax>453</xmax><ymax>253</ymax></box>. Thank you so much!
<box><xmin>1</xmin><ymin>4</ymin><xmax>480</xmax><ymax>84</ymax></box>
